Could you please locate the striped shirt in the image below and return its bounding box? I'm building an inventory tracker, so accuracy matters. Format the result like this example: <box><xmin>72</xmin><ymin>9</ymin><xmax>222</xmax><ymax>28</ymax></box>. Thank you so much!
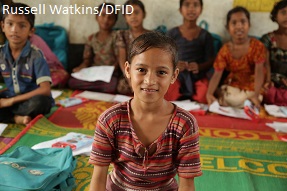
<box><xmin>89</xmin><ymin>100</ymin><xmax>202</xmax><ymax>190</ymax></box>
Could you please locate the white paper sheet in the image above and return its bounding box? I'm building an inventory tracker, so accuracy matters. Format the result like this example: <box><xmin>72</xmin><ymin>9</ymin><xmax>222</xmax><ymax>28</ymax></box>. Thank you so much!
<box><xmin>209</xmin><ymin>101</ymin><xmax>251</xmax><ymax>120</ymax></box>
<box><xmin>32</xmin><ymin>132</ymin><xmax>92</xmax><ymax>156</ymax></box>
<box><xmin>0</xmin><ymin>123</ymin><xmax>8</xmax><ymax>135</ymax></box>
<box><xmin>75</xmin><ymin>91</ymin><xmax>115</xmax><ymax>102</ymax></box>
<box><xmin>71</xmin><ymin>66</ymin><xmax>115</xmax><ymax>82</ymax></box>
<box><xmin>266</xmin><ymin>122</ymin><xmax>287</xmax><ymax>133</ymax></box>
<box><xmin>51</xmin><ymin>90</ymin><xmax>62</xmax><ymax>99</ymax></box>
<box><xmin>172</xmin><ymin>100</ymin><xmax>201</xmax><ymax>111</ymax></box>
<box><xmin>264</xmin><ymin>104</ymin><xmax>287</xmax><ymax>118</ymax></box>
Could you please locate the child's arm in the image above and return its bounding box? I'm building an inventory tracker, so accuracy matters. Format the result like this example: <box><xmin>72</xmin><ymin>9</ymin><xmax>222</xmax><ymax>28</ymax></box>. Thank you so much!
<box><xmin>72</xmin><ymin>59</ymin><xmax>91</xmax><ymax>73</ymax></box>
<box><xmin>0</xmin><ymin>81</ymin><xmax>50</xmax><ymax>108</ymax></box>
<box><xmin>73</xmin><ymin>38</ymin><xmax>94</xmax><ymax>72</ymax></box>
<box><xmin>250</xmin><ymin>62</ymin><xmax>264</xmax><ymax>108</ymax></box>
<box><xmin>206</xmin><ymin>70</ymin><xmax>223</xmax><ymax>105</ymax></box>
<box><xmin>178</xmin><ymin>177</ymin><xmax>195</xmax><ymax>191</ymax></box>
<box><xmin>263</xmin><ymin>51</ymin><xmax>272</xmax><ymax>89</ymax></box>
<box><xmin>89</xmin><ymin>165</ymin><xmax>109</xmax><ymax>191</ymax></box>
<box><xmin>187</xmin><ymin>58</ymin><xmax>214</xmax><ymax>74</ymax></box>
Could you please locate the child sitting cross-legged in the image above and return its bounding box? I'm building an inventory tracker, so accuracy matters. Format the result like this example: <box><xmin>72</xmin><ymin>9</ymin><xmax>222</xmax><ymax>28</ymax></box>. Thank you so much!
<box><xmin>206</xmin><ymin>6</ymin><xmax>266</xmax><ymax>109</ymax></box>
<box><xmin>0</xmin><ymin>3</ymin><xmax>54</xmax><ymax>124</ymax></box>
<box><xmin>68</xmin><ymin>2</ymin><xmax>119</xmax><ymax>94</ymax></box>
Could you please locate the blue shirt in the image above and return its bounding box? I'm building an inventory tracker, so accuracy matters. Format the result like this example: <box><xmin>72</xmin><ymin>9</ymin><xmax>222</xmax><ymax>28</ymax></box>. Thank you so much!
<box><xmin>0</xmin><ymin>40</ymin><xmax>52</xmax><ymax>98</ymax></box>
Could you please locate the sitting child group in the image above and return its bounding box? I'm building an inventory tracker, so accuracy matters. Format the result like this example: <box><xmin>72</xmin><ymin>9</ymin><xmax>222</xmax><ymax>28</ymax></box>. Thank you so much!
<box><xmin>0</xmin><ymin>0</ymin><xmax>286</xmax><ymax>191</ymax></box>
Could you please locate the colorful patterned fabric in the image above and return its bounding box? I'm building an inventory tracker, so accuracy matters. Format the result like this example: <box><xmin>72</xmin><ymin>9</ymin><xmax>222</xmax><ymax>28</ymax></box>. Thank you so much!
<box><xmin>260</xmin><ymin>32</ymin><xmax>287</xmax><ymax>76</ymax></box>
<box><xmin>84</xmin><ymin>31</ymin><xmax>118</xmax><ymax>67</ymax></box>
<box><xmin>89</xmin><ymin>100</ymin><xmax>202</xmax><ymax>190</ymax></box>
<box><xmin>69</xmin><ymin>31</ymin><xmax>119</xmax><ymax>93</ymax></box>
<box><xmin>116</xmin><ymin>30</ymin><xmax>135</xmax><ymax>56</ymax></box>
<box><xmin>214</xmin><ymin>38</ymin><xmax>266</xmax><ymax>91</ymax></box>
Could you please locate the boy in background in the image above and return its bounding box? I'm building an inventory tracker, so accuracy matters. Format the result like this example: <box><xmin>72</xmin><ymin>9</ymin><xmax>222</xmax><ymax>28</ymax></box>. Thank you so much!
<box><xmin>0</xmin><ymin>3</ymin><xmax>53</xmax><ymax>124</ymax></box>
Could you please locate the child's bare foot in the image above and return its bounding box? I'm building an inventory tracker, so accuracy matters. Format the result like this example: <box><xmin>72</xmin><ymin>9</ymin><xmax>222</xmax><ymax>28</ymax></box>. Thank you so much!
<box><xmin>14</xmin><ymin>115</ymin><xmax>31</xmax><ymax>125</ymax></box>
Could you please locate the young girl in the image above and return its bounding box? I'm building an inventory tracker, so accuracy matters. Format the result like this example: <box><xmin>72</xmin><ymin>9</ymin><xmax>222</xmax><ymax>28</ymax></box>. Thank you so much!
<box><xmin>167</xmin><ymin>0</ymin><xmax>215</xmax><ymax>103</ymax></box>
<box><xmin>68</xmin><ymin>3</ymin><xmax>119</xmax><ymax>93</ymax></box>
<box><xmin>260</xmin><ymin>0</ymin><xmax>287</xmax><ymax>106</ymax></box>
<box><xmin>116</xmin><ymin>0</ymin><xmax>149</xmax><ymax>95</ymax></box>
<box><xmin>206</xmin><ymin>6</ymin><xmax>266</xmax><ymax>109</ymax></box>
<box><xmin>89</xmin><ymin>32</ymin><xmax>202</xmax><ymax>191</ymax></box>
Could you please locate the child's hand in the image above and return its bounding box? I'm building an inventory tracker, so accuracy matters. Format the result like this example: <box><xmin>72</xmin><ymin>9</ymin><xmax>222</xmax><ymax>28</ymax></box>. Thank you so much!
<box><xmin>206</xmin><ymin>93</ymin><xmax>217</xmax><ymax>106</ymax></box>
<box><xmin>72</xmin><ymin>65</ymin><xmax>85</xmax><ymax>73</ymax></box>
<box><xmin>263</xmin><ymin>81</ymin><xmax>273</xmax><ymax>92</ymax></box>
<box><xmin>249</xmin><ymin>95</ymin><xmax>261</xmax><ymax>109</ymax></box>
<box><xmin>282</xmin><ymin>78</ymin><xmax>287</xmax><ymax>87</ymax></box>
<box><xmin>0</xmin><ymin>97</ymin><xmax>14</xmax><ymax>108</ymax></box>
<box><xmin>177</xmin><ymin>61</ymin><xmax>188</xmax><ymax>72</ymax></box>
<box><xmin>187</xmin><ymin>62</ymin><xmax>199</xmax><ymax>74</ymax></box>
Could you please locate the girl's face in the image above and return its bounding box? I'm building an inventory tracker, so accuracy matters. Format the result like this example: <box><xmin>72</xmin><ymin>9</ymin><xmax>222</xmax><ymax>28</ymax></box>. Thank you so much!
<box><xmin>96</xmin><ymin>8</ymin><xmax>116</xmax><ymax>31</ymax></box>
<box><xmin>276</xmin><ymin>6</ymin><xmax>287</xmax><ymax>29</ymax></box>
<box><xmin>125</xmin><ymin>48</ymin><xmax>178</xmax><ymax>104</ymax></box>
<box><xmin>180</xmin><ymin>0</ymin><xmax>202</xmax><ymax>22</ymax></box>
<box><xmin>227</xmin><ymin>12</ymin><xmax>250</xmax><ymax>41</ymax></box>
<box><xmin>125</xmin><ymin>4</ymin><xmax>145</xmax><ymax>29</ymax></box>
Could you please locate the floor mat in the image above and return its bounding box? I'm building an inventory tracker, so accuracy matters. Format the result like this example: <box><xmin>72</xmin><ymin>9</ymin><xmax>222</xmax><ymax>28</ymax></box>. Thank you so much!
<box><xmin>49</xmin><ymin>100</ymin><xmax>115</xmax><ymax>129</ymax></box>
<box><xmin>3</xmin><ymin>115</ymin><xmax>287</xmax><ymax>191</ymax></box>
<box><xmin>0</xmin><ymin>120</ymin><xmax>35</xmax><ymax>155</ymax></box>
<box><xmin>195</xmin><ymin>113</ymin><xmax>287</xmax><ymax>141</ymax></box>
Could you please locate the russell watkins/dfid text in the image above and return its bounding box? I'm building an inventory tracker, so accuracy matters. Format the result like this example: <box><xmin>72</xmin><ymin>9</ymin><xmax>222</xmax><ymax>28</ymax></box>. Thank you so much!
<box><xmin>2</xmin><ymin>3</ymin><xmax>134</xmax><ymax>15</ymax></box>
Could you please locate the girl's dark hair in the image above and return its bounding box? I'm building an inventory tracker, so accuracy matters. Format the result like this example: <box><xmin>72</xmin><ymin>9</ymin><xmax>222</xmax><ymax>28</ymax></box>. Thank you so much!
<box><xmin>180</xmin><ymin>0</ymin><xmax>203</xmax><ymax>8</ymax></box>
<box><xmin>270</xmin><ymin>0</ymin><xmax>287</xmax><ymax>22</ymax></box>
<box><xmin>98</xmin><ymin>2</ymin><xmax>118</xmax><ymax>21</ymax></box>
<box><xmin>128</xmin><ymin>31</ymin><xmax>178</xmax><ymax>70</ymax></box>
<box><xmin>124</xmin><ymin>0</ymin><xmax>145</xmax><ymax>14</ymax></box>
<box><xmin>2</xmin><ymin>2</ymin><xmax>35</xmax><ymax>28</ymax></box>
<box><xmin>226</xmin><ymin>6</ymin><xmax>250</xmax><ymax>27</ymax></box>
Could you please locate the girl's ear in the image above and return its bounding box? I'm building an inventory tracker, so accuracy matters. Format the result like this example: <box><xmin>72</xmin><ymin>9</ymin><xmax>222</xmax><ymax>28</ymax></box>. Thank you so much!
<box><xmin>171</xmin><ymin>68</ymin><xmax>179</xmax><ymax>84</ymax></box>
<box><xmin>125</xmin><ymin>61</ymin><xmax>131</xmax><ymax>79</ymax></box>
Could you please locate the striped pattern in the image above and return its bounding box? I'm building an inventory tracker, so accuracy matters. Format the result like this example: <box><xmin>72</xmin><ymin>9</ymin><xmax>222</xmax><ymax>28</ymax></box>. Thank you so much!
<box><xmin>89</xmin><ymin>101</ymin><xmax>202</xmax><ymax>190</ymax></box>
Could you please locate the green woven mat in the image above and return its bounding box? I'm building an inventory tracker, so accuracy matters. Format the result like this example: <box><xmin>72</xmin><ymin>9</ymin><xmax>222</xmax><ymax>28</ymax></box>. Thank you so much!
<box><xmin>4</xmin><ymin>116</ymin><xmax>287</xmax><ymax>191</ymax></box>
<box><xmin>0</xmin><ymin>88</ymin><xmax>73</xmax><ymax>152</ymax></box>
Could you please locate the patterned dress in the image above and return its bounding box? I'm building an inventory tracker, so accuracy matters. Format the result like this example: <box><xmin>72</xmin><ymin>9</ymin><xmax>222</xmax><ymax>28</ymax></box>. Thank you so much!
<box><xmin>89</xmin><ymin>100</ymin><xmax>202</xmax><ymax>190</ymax></box>
<box><xmin>214</xmin><ymin>38</ymin><xmax>266</xmax><ymax>91</ymax></box>
<box><xmin>68</xmin><ymin>31</ymin><xmax>119</xmax><ymax>93</ymax></box>
<box><xmin>260</xmin><ymin>32</ymin><xmax>287</xmax><ymax>105</ymax></box>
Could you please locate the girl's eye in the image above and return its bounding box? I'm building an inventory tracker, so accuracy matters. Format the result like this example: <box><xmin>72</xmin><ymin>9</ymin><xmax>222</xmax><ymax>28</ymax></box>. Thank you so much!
<box><xmin>158</xmin><ymin>71</ymin><xmax>167</xmax><ymax>75</ymax></box>
<box><xmin>137</xmin><ymin>68</ymin><xmax>146</xmax><ymax>73</ymax></box>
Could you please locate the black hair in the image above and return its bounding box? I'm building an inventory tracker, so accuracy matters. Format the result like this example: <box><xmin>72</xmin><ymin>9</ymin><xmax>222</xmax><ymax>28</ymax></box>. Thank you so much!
<box><xmin>2</xmin><ymin>2</ymin><xmax>35</xmax><ymax>28</ymax></box>
<box><xmin>128</xmin><ymin>31</ymin><xmax>178</xmax><ymax>70</ymax></box>
<box><xmin>180</xmin><ymin>0</ymin><xmax>203</xmax><ymax>8</ymax></box>
<box><xmin>98</xmin><ymin>2</ymin><xmax>118</xmax><ymax>21</ymax></box>
<box><xmin>123</xmin><ymin>0</ymin><xmax>145</xmax><ymax>15</ymax></box>
<box><xmin>270</xmin><ymin>0</ymin><xmax>287</xmax><ymax>22</ymax></box>
<box><xmin>226</xmin><ymin>6</ymin><xmax>250</xmax><ymax>27</ymax></box>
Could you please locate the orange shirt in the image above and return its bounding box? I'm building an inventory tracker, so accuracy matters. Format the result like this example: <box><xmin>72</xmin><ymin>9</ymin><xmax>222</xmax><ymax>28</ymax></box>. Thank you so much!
<box><xmin>214</xmin><ymin>38</ymin><xmax>266</xmax><ymax>91</ymax></box>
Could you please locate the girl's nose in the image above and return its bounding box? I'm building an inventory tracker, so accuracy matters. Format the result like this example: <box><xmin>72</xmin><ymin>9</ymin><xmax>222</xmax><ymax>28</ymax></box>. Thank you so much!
<box><xmin>144</xmin><ymin>72</ymin><xmax>156</xmax><ymax>85</ymax></box>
